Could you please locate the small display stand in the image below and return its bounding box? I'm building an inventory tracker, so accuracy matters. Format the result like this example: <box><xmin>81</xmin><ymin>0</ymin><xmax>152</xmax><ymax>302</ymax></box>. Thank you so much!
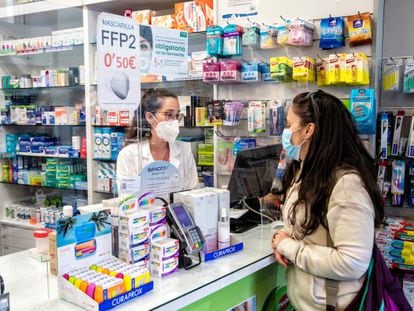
<box><xmin>200</xmin><ymin>238</ymin><xmax>244</xmax><ymax>262</ymax></box>
<box><xmin>56</xmin><ymin>213</ymin><xmax>154</xmax><ymax>311</ymax></box>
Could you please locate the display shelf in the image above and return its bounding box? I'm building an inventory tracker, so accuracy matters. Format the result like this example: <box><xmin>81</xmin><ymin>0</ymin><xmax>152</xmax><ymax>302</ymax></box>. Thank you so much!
<box><xmin>385</xmin><ymin>206</ymin><xmax>414</xmax><ymax>218</ymax></box>
<box><xmin>0</xmin><ymin>124</ymin><xmax>85</xmax><ymax>127</ymax></box>
<box><xmin>0</xmin><ymin>0</ymin><xmax>82</xmax><ymax>18</ymax></box>
<box><xmin>93</xmin><ymin>158</ymin><xmax>116</xmax><ymax>162</ymax></box>
<box><xmin>0</xmin><ymin>218</ymin><xmax>43</xmax><ymax>230</ymax></box>
<box><xmin>0</xmin><ymin>180</ymin><xmax>88</xmax><ymax>191</ymax></box>
<box><xmin>0</xmin><ymin>84</ymin><xmax>85</xmax><ymax>92</ymax></box>
<box><xmin>141</xmin><ymin>78</ymin><xmax>207</xmax><ymax>90</ymax></box>
<box><xmin>92</xmin><ymin>124</ymin><xmax>127</xmax><ymax>128</ymax></box>
<box><xmin>0</xmin><ymin>44</ymin><xmax>84</xmax><ymax>58</ymax></box>
<box><xmin>93</xmin><ymin>190</ymin><xmax>116</xmax><ymax>195</ymax></box>
<box><xmin>15</xmin><ymin>152</ymin><xmax>83</xmax><ymax>159</ymax></box>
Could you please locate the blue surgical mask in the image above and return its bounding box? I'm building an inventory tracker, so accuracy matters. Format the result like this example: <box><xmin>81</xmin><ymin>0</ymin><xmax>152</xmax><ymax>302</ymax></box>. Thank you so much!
<box><xmin>282</xmin><ymin>127</ymin><xmax>305</xmax><ymax>161</ymax></box>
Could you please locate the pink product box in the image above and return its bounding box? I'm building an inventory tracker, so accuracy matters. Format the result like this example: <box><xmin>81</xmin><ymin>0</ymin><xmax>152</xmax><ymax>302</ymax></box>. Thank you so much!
<box><xmin>220</xmin><ymin>61</ymin><xmax>241</xmax><ymax>82</ymax></box>
<box><xmin>202</xmin><ymin>62</ymin><xmax>220</xmax><ymax>82</ymax></box>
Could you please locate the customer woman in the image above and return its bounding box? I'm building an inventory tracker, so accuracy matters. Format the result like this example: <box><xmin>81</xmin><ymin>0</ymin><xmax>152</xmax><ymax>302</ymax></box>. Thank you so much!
<box><xmin>271</xmin><ymin>90</ymin><xmax>384</xmax><ymax>310</ymax></box>
<box><xmin>116</xmin><ymin>88</ymin><xmax>199</xmax><ymax>190</ymax></box>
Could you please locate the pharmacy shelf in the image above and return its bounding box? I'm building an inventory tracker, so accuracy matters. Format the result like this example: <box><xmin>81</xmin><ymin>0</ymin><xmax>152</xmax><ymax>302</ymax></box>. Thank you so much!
<box><xmin>141</xmin><ymin>78</ymin><xmax>207</xmax><ymax>90</ymax></box>
<box><xmin>1</xmin><ymin>124</ymin><xmax>85</xmax><ymax>127</ymax></box>
<box><xmin>0</xmin><ymin>181</ymin><xmax>87</xmax><ymax>191</ymax></box>
<box><xmin>85</xmin><ymin>0</ymin><xmax>186</xmax><ymax>15</ymax></box>
<box><xmin>93</xmin><ymin>190</ymin><xmax>116</xmax><ymax>195</ymax></box>
<box><xmin>0</xmin><ymin>84</ymin><xmax>85</xmax><ymax>92</ymax></box>
<box><xmin>92</xmin><ymin>158</ymin><xmax>116</xmax><ymax>162</ymax></box>
<box><xmin>0</xmin><ymin>218</ymin><xmax>43</xmax><ymax>230</ymax></box>
<box><xmin>15</xmin><ymin>152</ymin><xmax>83</xmax><ymax>159</ymax></box>
<box><xmin>0</xmin><ymin>0</ymin><xmax>82</xmax><ymax>18</ymax></box>
<box><xmin>385</xmin><ymin>206</ymin><xmax>414</xmax><ymax>218</ymax></box>
<box><xmin>92</xmin><ymin>125</ymin><xmax>128</xmax><ymax>128</ymax></box>
<box><xmin>0</xmin><ymin>44</ymin><xmax>84</xmax><ymax>58</ymax></box>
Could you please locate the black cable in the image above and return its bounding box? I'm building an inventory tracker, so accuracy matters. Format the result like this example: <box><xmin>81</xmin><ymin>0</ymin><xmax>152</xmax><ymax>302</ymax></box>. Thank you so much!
<box><xmin>155</xmin><ymin>196</ymin><xmax>169</xmax><ymax>207</ymax></box>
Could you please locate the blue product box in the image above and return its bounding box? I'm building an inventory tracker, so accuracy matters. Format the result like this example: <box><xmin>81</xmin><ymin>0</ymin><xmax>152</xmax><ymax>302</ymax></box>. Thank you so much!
<box><xmin>45</xmin><ymin>146</ymin><xmax>58</xmax><ymax>155</ymax></box>
<box><xmin>241</xmin><ymin>63</ymin><xmax>260</xmax><ymax>82</ymax></box>
<box><xmin>18</xmin><ymin>136</ymin><xmax>31</xmax><ymax>153</ymax></box>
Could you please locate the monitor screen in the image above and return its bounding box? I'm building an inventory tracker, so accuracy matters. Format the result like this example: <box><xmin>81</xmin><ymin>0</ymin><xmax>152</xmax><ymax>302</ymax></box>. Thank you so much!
<box><xmin>227</xmin><ymin>144</ymin><xmax>282</xmax><ymax>205</ymax></box>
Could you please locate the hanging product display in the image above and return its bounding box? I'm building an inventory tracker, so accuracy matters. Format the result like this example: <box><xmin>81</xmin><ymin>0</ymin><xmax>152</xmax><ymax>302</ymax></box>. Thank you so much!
<box><xmin>403</xmin><ymin>60</ymin><xmax>414</xmax><ymax>93</ymax></box>
<box><xmin>328</xmin><ymin>53</ymin><xmax>347</xmax><ymax>85</ymax></box>
<box><xmin>222</xmin><ymin>24</ymin><xmax>243</xmax><ymax>57</ymax></box>
<box><xmin>319</xmin><ymin>16</ymin><xmax>345</xmax><ymax>49</ymax></box>
<box><xmin>382</xmin><ymin>58</ymin><xmax>403</xmax><ymax>91</ymax></box>
<box><xmin>206</xmin><ymin>25</ymin><xmax>223</xmax><ymax>56</ymax></box>
<box><xmin>276</xmin><ymin>21</ymin><xmax>290</xmax><ymax>46</ymax></box>
<box><xmin>268</xmin><ymin>100</ymin><xmax>285</xmax><ymax>136</ymax></box>
<box><xmin>269</xmin><ymin>57</ymin><xmax>293</xmax><ymax>82</ymax></box>
<box><xmin>220</xmin><ymin>60</ymin><xmax>242</xmax><ymax>83</ymax></box>
<box><xmin>345</xmin><ymin>53</ymin><xmax>370</xmax><ymax>85</ymax></box>
<box><xmin>406</xmin><ymin>115</ymin><xmax>414</xmax><ymax>159</ymax></box>
<box><xmin>379</xmin><ymin>112</ymin><xmax>392</xmax><ymax>160</ymax></box>
<box><xmin>223</xmin><ymin>101</ymin><xmax>244</xmax><ymax>126</ymax></box>
<box><xmin>287</xmin><ymin>18</ymin><xmax>314</xmax><ymax>47</ymax></box>
<box><xmin>391</xmin><ymin>111</ymin><xmax>405</xmax><ymax>157</ymax></box>
<box><xmin>259</xmin><ymin>24</ymin><xmax>278</xmax><ymax>49</ymax></box>
<box><xmin>247</xmin><ymin>101</ymin><xmax>266</xmax><ymax>134</ymax></box>
<box><xmin>292</xmin><ymin>56</ymin><xmax>316</xmax><ymax>82</ymax></box>
<box><xmin>242</xmin><ymin>23</ymin><xmax>260</xmax><ymax>48</ymax></box>
<box><xmin>316</xmin><ymin>57</ymin><xmax>330</xmax><ymax>86</ymax></box>
<box><xmin>241</xmin><ymin>62</ymin><xmax>261</xmax><ymax>82</ymax></box>
<box><xmin>348</xmin><ymin>12</ymin><xmax>372</xmax><ymax>47</ymax></box>
<box><xmin>349</xmin><ymin>88</ymin><xmax>376</xmax><ymax>134</ymax></box>
<box><xmin>391</xmin><ymin>159</ymin><xmax>405</xmax><ymax>207</ymax></box>
<box><xmin>258</xmin><ymin>62</ymin><xmax>276</xmax><ymax>83</ymax></box>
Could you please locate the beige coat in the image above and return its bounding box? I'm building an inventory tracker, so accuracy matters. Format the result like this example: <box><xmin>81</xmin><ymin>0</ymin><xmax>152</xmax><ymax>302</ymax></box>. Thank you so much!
<box><xmin>276</xmin><ymin>173</ymin><xmax>375</xmax><ymax>310</ymax></box>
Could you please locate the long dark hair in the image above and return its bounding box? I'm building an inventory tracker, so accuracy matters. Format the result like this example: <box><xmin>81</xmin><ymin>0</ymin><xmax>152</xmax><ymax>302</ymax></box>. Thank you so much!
<box><xmin>283</xmin><ymin>90</ymin><xmax>384</xmax><ymax>238</ymax></box>
<box><xmin>124</xmin><ymin>89</ymin><xmax>178</xmax><ymax>145</ymax></box>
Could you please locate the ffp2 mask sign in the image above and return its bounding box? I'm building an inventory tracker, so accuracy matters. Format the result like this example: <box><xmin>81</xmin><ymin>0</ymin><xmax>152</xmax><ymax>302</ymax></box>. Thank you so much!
<box><xmin>97</xmin><ymin>13</ymin><xmax>140</xmax><ymax>110</ymax></box>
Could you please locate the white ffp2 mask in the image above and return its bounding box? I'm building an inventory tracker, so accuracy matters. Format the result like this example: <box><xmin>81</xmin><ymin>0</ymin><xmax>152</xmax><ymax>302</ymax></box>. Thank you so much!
<box><xmin>155</xmin><ymin>119</ymin><xmax>180</xmax><ymax>143</ymax></box>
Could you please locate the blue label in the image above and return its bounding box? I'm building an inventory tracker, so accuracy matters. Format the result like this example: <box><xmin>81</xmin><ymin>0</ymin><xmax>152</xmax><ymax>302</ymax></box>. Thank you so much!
<box><xmin>203</xmin><ymin>242</ymin><xmax>243</xmax><ymax>261</ymax></box>
<box><xmin>353</xmin><ymin>19</ymin><xmax>363</xmax><ymax>28</ymax></box>
<box><xmin>99</xmin><ymin>282</ymin><xmax>154</xmax><ymax>311</ymax></box>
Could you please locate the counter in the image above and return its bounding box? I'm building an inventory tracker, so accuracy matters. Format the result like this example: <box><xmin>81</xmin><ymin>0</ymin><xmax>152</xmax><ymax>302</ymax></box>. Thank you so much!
<box><xmin>0</xmin><ymin>224</ymin><xmax>283</xmax><ymax>310</ymax></box>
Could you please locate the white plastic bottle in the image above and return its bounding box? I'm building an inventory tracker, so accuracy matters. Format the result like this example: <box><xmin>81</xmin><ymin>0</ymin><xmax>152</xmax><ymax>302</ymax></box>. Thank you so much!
<box><xmin>218</xmin><ymin>207</ymin><xmax>230</xmax><ymax>249</ymax></box>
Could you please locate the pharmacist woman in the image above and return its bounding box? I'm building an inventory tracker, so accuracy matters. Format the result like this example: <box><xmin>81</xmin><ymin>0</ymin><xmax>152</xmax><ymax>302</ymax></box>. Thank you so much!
<box><xmin>116</xmin><ymin>89</ymin><xmax>199</xmax><ymax>191</ymax></box>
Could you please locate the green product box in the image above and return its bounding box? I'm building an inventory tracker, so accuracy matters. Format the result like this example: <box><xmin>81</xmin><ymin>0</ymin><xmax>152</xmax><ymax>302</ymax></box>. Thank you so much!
<box><xmin>198</xmin><ymin>143</ymin><xmax>214</xmax><ymax>153</ymax></box>
<box><xmin>197</xmin><ymin>152</ymin><xmax>214</xmax><ymax>166</ymax></box>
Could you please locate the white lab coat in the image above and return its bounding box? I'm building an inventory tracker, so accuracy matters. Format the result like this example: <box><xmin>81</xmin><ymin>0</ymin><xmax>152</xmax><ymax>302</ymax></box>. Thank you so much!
<box><xmin>116</xmin><ymin>139</ymin><xmax>199</xmax><ymax>191</ymax></box>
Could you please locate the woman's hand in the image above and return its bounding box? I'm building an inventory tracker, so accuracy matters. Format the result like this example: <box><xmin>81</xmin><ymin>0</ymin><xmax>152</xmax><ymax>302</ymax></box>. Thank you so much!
<box><xmin>272</xmin><ymin>231</ymin><xmax>291</xmax><ymax>267</ymax></box>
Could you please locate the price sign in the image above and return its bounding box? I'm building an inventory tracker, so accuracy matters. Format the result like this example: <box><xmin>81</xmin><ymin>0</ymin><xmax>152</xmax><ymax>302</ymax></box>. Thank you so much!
<box><xmin>97</xmin><ymin>13</ymin><xmax>140</xmax><ymax>110</ymax></box>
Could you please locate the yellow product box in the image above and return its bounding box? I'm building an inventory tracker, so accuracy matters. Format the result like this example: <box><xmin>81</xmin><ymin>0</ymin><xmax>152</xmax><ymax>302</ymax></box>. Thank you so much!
<box><xmin>328</xmin><ymin>53</ymin><xmax>347</xmax><ymax>85</ymax></box>
<box><xmin>131</xmin><ymin>10</ymin><xmax>156</xmax><ymax>25</ymax></box>
<box><xmin>151</xmin><ymin>14</ymin><xmax>177</xmax><ymax>29</ymax></box>
<box><xmin>292</xmin><ymin>56</ymin><xmax>316</xmax><ymax>82</ymax></box>
<box><xmin>345</xmin><ymin>53</ymin><xmax>370</xmax><ymax>85</ymax></box>
<box><xmin>49</xmin><ymin>231</ymin><xmax>58</xmax><ymax>275</ymax></box>
<box><xmin>316</xmin><ymin>58</ymin><xmax>330</xmax><ymax>86</ymax></box>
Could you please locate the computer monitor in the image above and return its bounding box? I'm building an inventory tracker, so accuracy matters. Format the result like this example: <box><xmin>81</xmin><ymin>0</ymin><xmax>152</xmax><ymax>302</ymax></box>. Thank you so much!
<box><xmin>228</xmin><ymin>144</ymin><xmax>282</xmax><ymax>206</ymax></box>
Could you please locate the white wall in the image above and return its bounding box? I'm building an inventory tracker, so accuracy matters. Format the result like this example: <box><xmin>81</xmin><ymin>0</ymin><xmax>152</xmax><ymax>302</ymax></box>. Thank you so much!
<box><xmin>218</xmin><ymin>0</ymin><xmax>374</xmax><ymax>25</ymax></box>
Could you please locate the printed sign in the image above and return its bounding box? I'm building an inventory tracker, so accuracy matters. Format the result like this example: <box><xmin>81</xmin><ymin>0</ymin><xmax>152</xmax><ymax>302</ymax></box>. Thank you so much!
<box><xmin>97</xmin><ymin>13</ymin><xmax>140</xmax><ymax>110</ymax></box>
<box><xmin>140</xmin><ymin>25</ymin><xmax>189</xmax><ymax>76</ymax></box>
<box><xmin>220</xmin><ymin>0</ymin><xmax>258</xmax><ymax>19</ymax></box>
<box><xmin>140</xmin><ymin>161</ymin><xmax>182</xmax><ymax>199</ymax></box>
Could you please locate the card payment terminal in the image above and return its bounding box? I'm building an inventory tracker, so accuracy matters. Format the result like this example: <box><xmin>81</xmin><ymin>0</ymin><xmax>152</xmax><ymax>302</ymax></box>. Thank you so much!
<box><xmin>167</xmin><ymin>202</ymin><xmax>204</xmax><ymax>255</ymax></box>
